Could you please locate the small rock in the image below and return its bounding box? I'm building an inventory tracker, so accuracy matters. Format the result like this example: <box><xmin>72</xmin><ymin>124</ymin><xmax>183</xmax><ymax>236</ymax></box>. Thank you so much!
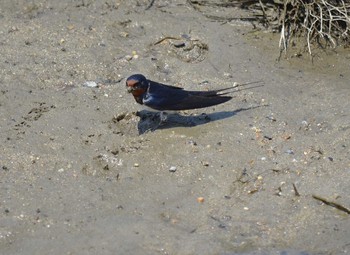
<box><xmin>125</xmin><ymin>55</ymin><xmax>133</xmax><ymax>61</ymax></box>
<box><xmin>197</xmin><ymin>197</ymin><xmax>204</xmax><ymax>203</ymax></box>
<box><xmin>83</xmin><ymin>81</ymin><xmax>98</xmax><ymax>88</ymax></box>
<box><xmin>266</xmin><ymin>115</ymin><xmax>276</xmax><ymax>122</ymax></box>
<box><xmin>119</xmin><ymin>31</ymin><xmax>129</xmax><ymax>37</ymax></box>
<box><xmin>188</xmin><ymin>140</ymin><xmax>197</xmax><ymax>146</ymax></box>
<box><xmin>301</xmin><ymin>120</ymin><xmax>308</xmax><ymax>126</ymax></box>
<box><xmin>169</xmin><ymin>166</ymin><xmax>177</xmax><ymax>172</ymax></box>
<box><xmin>286</xmin><ymin>149</ymin><xmax>294</xmax><ymax>155</ymax></box>
<box><xmin>202</xmin><ymin>161</ymin><xmax>209</xmax><ymax>167</ymax></box>
<box><xmin>282</xmin><ymin>134</ymin><xmax>292</xmax><ymax>140</ymax></box>
<box><xmin>133</xmin><ymin>163</ymin><xmax>139</xmax><ymax>167</ymax></box>
<box><xmin>224</xmin><ymin>72</ymin><xmax>233</xmax><ymax>78</ymax></box>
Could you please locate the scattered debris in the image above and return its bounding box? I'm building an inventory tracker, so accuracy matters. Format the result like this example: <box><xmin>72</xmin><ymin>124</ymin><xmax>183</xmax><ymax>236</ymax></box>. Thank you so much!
<box><xmin>312</xmin><ymin>195</ymin><xmax>350</xmax><ymax>214</ymax></box>
<box><xmin>153</xmin><ymin>35</ymin><xmax>209</xmax><ymax>63</ymax></box>
<box><xmin>293</xmin><ymin>183</ymin><xmax>300</xmax><ymax>197</ymax></box>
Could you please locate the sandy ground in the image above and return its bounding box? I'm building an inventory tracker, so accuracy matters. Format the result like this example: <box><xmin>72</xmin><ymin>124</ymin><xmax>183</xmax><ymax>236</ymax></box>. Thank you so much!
<box><xmin>1</xmin><ymin>0</ymin><xmax>350</xmax><ymax>254</ymax></box>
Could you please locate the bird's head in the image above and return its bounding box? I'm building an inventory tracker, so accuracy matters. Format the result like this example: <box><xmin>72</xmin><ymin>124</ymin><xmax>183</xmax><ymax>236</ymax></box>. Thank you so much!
<box><xmin>126</xmin><ymin>74</ymin><xmax>148</xmax><ymax>94</ymax></box>
<box><xmin>126</xmin><ymin>74</ymin><xmax>149</xmax><ymax>105</ymax></box>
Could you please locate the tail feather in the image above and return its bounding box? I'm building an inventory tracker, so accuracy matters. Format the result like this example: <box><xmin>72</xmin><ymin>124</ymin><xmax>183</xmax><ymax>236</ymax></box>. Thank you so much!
<box><xmin>191</xmin><ymin>80</ymin><xmax>264</xmax><ymax>97</ymax></box>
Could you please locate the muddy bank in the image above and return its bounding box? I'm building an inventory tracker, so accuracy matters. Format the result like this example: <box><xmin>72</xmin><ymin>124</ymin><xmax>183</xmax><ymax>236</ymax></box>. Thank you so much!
<box><xmin>0</xmin><ymin>1</ymin><xmax>349</xmax><ymax>254</ymax></box>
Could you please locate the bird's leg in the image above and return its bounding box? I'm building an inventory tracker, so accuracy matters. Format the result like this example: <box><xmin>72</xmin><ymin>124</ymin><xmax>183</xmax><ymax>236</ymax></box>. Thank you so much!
<box><xmin>159</xmin><ymin>111</ymin><xmax>168</xmax><ymax>125</ymax></box>
<box><xmin>150</xmin><ymin>111</ymin><xmax>168</xmax><ymax>131</ymax></box>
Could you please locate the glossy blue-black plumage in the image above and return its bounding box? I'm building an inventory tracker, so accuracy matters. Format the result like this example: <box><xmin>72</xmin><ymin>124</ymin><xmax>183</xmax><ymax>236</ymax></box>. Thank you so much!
<box><xmin>126</xmin><ymin>74</ymin><xmax>233</xmax><ymax>111</ymax></box>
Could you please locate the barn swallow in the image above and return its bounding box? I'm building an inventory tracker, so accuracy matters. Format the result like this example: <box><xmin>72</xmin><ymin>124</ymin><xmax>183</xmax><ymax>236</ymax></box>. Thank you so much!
<box><xmin>126</xmin><ymin>74</ymin><xmax>257</xmax><ymax>111</ymax></box>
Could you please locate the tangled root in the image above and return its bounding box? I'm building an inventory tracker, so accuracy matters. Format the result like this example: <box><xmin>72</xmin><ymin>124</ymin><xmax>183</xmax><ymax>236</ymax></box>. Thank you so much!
<box><xmin>259</xmin><ymin>0</ymin><xmax>350</xmax><ymax>54</ymax></box>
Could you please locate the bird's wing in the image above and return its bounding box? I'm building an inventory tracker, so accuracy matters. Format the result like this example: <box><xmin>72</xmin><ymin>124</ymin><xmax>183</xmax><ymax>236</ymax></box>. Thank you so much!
<box><xmin>150</xmin><ymin>80</ymin><xmax>184</xmax><ymax>90</ymax></box>
<box><xmin>142</xmin><ymin>80</ymin><xmax>244</xmax><ymax>111</ymax></box>
<box><xmin>143</xmin><ymin>89</ymin><xmax>232</xmax><ymax>111</ymax></box>
<box><xmin>160</xmin><ymin>94</ymin><xmax>232</xmax><ymax>111</ymax></box>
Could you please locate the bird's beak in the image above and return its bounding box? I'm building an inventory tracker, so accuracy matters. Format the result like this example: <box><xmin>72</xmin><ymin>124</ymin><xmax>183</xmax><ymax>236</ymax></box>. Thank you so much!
<box><xmin>126</xmin><ymin>86</ymin><xmax>134</xmax><ymax>93</ymax></box>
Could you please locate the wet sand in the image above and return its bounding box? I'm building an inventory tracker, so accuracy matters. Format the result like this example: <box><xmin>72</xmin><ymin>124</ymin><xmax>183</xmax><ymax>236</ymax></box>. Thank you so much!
<box><xmin>1</xmin><ymin>1</ymin><xmax>350</xmax><ymax>254</ymax></box>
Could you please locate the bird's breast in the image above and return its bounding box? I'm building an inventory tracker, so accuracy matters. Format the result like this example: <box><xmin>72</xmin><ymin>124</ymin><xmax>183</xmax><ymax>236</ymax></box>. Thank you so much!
<box><xmin>131</xmin><ymin>88</ymin><xmax>146</xmax><ymax>97</ymax></box>
<box><xmin>131</xmin><ymin>88</ymin><xmax>146</xmax><ymax>104</ymax></box>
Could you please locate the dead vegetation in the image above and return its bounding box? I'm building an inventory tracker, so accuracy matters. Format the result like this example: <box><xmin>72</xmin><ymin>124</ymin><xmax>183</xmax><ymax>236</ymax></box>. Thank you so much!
<box><xmin>261</xmin><ymin>0</ymin><xmax>350</xmax><ymax>54</ymax></box>
<box><xmin>188</xmin><ymin>0</ymin><xmax>350</xmax><ymax>55</ymax></box>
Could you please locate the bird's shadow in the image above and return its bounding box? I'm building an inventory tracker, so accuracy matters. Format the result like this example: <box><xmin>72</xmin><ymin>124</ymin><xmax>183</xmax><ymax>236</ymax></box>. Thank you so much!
<box><xmin>137</xmin><ymin>105</ymin><xmax>261</xmax><ymax>134</ymax></box>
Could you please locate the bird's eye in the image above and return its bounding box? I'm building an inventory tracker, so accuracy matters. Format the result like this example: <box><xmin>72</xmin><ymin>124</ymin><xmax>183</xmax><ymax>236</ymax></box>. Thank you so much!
<box><xmin>126</xmin><ymin>80</ymin><xmax>140</xmax><ymax>88</ymax></box>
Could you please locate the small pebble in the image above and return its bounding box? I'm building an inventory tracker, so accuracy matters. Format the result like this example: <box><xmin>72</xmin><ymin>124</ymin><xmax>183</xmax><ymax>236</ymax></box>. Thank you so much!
<box><xmin>266</xmin><ymin>115</ymin><xmax>276</xmax><ymax>121</ymax></box>
<box><xmin>173</xmin><ymin>42</ymin><xmax>185</xmax><ymax>48</ymax></box>
<box><xmin>169</xmin><ymin>166</ymin><xmax>177</xmax><ymax>172</ymax></box>
<box><xmin>9</xmin><ymin>26</ymin><xmax>18</xmax><ymax>32</ymax></box>
<box><xmin>197</xmin><ymin>197</ymin><xmax>204</xmax><ymax>203</ymax></box>
<box><xmin>202</xmin><ymin>161</ymin><xmax>209</xmax><ymax>167</ymax></box>
<box><xmin>119</xmin><ymin>31</ymin><xmax>129</xmax><ymax>37</ymax></box>
<box><xmin>301</xmin><ymin>120</ymin><xmax>308</xmax><ymax>126</ymax></box>
<box><xmin>133</xmin><ymin>163</ymin><xmax>139</xmax><ymax>167</ymax></box>
<box><xmin>286</xmin><ymin>149</ymin><xmax>294</xmax><ymax>155</ymax></box>
<box><xmin>83</xmin><ymin>81</ymin><xmax>98</xmax><ymax>88</ymax></box>
<box><xmin>282</xmin><ymin>134</ymin><xmax>292</xmax><ymax>140</ymax></box>
<box><xmin>125</xmin><ymin>55</ymin><xmax>133</xmax><ymax>61</ymax></box>
<box><xmin>188</xmin><ymin>140</ymin><xmax>197</xmax><ymax>146</ymax></box>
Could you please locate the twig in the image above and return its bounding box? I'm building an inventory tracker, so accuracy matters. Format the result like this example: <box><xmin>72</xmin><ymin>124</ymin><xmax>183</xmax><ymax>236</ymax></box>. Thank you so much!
<box><xmin>312</xmin><ymin>195</ymin><xmax>350</xmax><ymax>215</ymax></box>
<box><xmin>145</xmin><ymin>0</ymin><xmax>156</xmax><ymax>10</ymax></box>
<box><xmin>292</xmin><ymin>183</ymin><xmax>300</xmax><ymax>197</ymax></box>
<box><xmin>153</xmin><ymin>36</ymin><xmax>183</xmax><ymax>45</ymax></box>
